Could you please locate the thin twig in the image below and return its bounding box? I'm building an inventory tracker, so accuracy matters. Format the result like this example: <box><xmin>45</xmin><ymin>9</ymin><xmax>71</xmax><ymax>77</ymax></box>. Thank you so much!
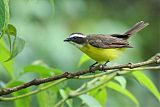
<box><xmin>0</xmin><ymin>53</ymin><xmax>159</xmax><ymax>96</ymax></box>
<box><xmin>79</xmin><ymin>66</ymin><xmax>160</xmax><ymax>79</ymax></box>
<box><xmin>0</xmin><ymin>79</ymin><xmax>66</xmax><ymax>101</ymax></box>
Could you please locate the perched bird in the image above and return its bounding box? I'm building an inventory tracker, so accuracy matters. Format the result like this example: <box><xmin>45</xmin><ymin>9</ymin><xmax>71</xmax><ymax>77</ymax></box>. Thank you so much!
<box><xmin>64</xmin><ymin>21</ymin><xmax>149</xmax><ymax>66</ymax></box>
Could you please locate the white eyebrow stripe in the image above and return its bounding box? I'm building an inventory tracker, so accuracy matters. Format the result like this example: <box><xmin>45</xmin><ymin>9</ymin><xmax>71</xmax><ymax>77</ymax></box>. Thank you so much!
<box><xmin>69</xmin><ymin>33</ymin><xmax>86</xmax><ymax>38</ymax></box>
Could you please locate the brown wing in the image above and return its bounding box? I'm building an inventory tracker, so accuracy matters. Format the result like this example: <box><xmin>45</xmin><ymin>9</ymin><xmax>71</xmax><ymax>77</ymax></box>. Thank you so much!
<box><xmin>86</xmin><ymin>34</ymin><xmax>132</xmax><ymax>49</ymax></box>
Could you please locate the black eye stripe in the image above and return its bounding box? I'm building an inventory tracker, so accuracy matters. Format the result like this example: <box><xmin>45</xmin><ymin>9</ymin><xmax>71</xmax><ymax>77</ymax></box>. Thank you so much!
<box><xmin>71</xmin><ymin>37</ymin><xmax>81</xmax><ymax>39</ymax></box>
<box><xmin>71</xmin><ymin>37</ymin><xmax>86</xmax><ymax>44</ymax></box>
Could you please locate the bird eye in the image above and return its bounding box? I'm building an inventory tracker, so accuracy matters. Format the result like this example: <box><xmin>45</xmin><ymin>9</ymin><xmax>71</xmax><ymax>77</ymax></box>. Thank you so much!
<box><xmin>73</xmin><ymin>37</ymin><xmax>76</xmax><ymax>39</ymax></box>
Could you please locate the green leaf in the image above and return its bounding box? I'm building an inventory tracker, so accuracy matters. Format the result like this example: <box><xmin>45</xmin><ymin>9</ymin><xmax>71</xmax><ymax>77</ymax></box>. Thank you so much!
<box><xmin>37</xmin><ymin>87</ymin><xmax>58</xmax><ymax>107</ymax></box>
<box><xmin>23</xmin><ymin>65</ymin><xmax>54</xmax><ymax>77</ymax></box>
<box><xmin>79</xmin><ymin>94</ymin><xmax>102</xmax><ymax>107</ymax></box>
<box><xmin>14</xmin><ymin>89</ymin><xmax>31</xmax><ymax>107</ymax></box>
<box><xmin>36</xmin><ymin>80</ymin><xmax>66</xmax><ymax>107</ymax></box>
<box><xmin>114</xmin><ymin>76</ymin><xmax>127</xmax><ymax>88</ymax></box>
<box><xmin>6</xmin><ymin>24</ymin><xmax>17</xmax><ymax>57</ymax></box>
<box><xmin>14</xmin><ymin>92</ymin><xmax>31</xmax><ymax>107</ymax></box>
<box><xmin>6</xmin><ymin>37</ymin><xmax>25</xmax><ymax>61</ymax></box>
<box><xmin>107</xmin><ymin>81</ymin><xmax>139</xmax><ymax>106</ymax></box>
<box><xmin>59</xmin><ymin>89</ymin><xmax>73</xmax><ymax>107</ymax></box>
<box><xmin>7</xmin><ymin>24</ymin><xmax>17</xmax><ymax>36</ymax></box>
<box><xmin>132</xmin><ymin>71</ymin><xmax>160</xmax><ymax>101</ymax></box>
<box><xmin>52</xmin><ymin>68</ymin><xmax>63</xmax><ymax>75</ymax></box>
<box><xmin>0</xmin><ymin>0</ymin><xmax>5</xmax><ymax>31</ymax></box>
<box><xmin>0</xmin><ymin>39</ymin><xmax>14</xmax><ymax>78</ymax></box>
<box><xmin>89</xmin><ymin>88</ymin><xmax>107</xmax><ymax>106</ymax></box>
<box><xmin>78</xmin><ymin>54</ymin><xmax>90</xmax><ymax>67</ymax></box>
<box><xmin>0</xmin><ymin>0</ymin><xmax>9</xmax><ymax>36</ymax></box>
<box><xmin>23</xmin><ymin>60</ymin><xmax>63</xmax><ymax>77</ymax></box>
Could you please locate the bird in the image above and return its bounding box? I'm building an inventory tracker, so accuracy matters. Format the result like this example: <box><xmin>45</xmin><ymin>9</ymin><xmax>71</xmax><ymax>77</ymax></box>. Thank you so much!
<box><xmin>64</xmin><ymin>21</ymin><xmax>149</xmax><ymax>67</ymax></box>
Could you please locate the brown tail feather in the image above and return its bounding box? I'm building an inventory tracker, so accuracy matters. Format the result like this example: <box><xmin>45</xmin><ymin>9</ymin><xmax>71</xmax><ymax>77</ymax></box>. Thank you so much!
<box><xmin>124</xmin><ymin>21</ymin><xmax>149</xmax><ymax>38</ymax></box>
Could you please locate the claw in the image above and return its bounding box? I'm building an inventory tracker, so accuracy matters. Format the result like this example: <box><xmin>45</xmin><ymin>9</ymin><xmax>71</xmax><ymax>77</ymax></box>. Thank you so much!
<box><xmin>100</xmin><ymin>61</ymin><xmax>110</xmax><ymax>71</ymax></box>
<box><xmin>89</xmin><ymin>62</ymin><xmax>98</xmax><ymax>72</ymax></box>
<box><xmin>104</xmin><ymin>60</ymin><xmax>110</xmax><ymax>66</ymax></box>
<box><xmin>99</xmin><ymin>64</ymin><xmax>105</xmax><ymax>71</ymax></box>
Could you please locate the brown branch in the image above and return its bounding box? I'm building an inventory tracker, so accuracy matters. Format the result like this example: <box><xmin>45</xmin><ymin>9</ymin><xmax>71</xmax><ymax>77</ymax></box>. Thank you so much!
<box><xmin>0</xmin><ymin>53</ymin><xmax>160</xmax><ymax>96</ymax></box>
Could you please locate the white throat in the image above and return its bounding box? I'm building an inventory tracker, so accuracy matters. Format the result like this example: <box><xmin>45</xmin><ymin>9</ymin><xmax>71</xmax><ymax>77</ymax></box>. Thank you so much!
<box><xmin>70</xmin><ymin>42</ymin><xmax>84</xmax><ymax>48</ymax></box>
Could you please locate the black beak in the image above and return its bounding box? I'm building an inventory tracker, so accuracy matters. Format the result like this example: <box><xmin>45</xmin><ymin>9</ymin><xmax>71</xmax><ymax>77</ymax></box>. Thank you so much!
<box><xmin>64</xmin><ymin>38</ymin><xmax>70</xmax><ymax>42</ymax></box>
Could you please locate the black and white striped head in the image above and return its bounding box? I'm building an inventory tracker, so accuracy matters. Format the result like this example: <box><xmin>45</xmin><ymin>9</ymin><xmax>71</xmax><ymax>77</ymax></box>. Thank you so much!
<box><xmin>64</xmin><ymin>33</ymin><xmax>87</xmax><ymax>47</ymax></box>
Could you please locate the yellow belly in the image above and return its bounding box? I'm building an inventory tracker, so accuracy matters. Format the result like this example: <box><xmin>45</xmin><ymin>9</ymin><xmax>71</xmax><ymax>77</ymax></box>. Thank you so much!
<box><xmin>79</xmin><ymin>44</ymin><xmax>124</xmax><ymax>63</ymax></box>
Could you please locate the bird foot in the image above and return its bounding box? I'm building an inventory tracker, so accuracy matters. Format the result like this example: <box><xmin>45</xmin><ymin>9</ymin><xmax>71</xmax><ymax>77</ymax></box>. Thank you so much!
<box><xmin>99</xmin><ymin>61</ymin><xmax>110</xmax><ymax>71</ymax></box>
<box><xmin>89</xmin><ymin>62</ymin><xmax>98</xmax><ymax>72</ymax></box>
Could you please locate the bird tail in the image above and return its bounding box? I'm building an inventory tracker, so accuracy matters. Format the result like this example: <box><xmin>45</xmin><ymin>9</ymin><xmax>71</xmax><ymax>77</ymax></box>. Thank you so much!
<box><xmin>124</xmin><ymin>21</ymin><xmax>149</xmax><ymax>38</ymax></box>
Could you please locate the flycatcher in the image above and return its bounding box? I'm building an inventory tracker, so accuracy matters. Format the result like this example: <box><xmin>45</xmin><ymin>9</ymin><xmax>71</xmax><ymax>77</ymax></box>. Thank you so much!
<box><xmin>64</xmin><ymin>21</ymin><xmax>149</xmax><ymax>65</ymax></box>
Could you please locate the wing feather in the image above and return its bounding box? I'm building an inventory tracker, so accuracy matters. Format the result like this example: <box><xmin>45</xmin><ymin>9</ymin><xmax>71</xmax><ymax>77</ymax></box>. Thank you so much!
<box><xmin>86</xmin><ymin>34</ymin><xmax>132</xmax><ymax>49</ymax></box>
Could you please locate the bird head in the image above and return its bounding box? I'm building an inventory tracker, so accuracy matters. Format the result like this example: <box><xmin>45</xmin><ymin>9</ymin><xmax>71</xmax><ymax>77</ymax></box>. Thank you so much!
<box><xmin>64</xmin><ymin>33</ymin><xmax>87</xmax><ymax>48</ymax></box>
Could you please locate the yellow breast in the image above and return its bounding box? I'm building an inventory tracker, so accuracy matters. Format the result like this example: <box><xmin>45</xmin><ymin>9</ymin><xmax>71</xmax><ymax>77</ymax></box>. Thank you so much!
<box><xmin>79</xmin><ymin>44</ymin><xmax>124</xmax><ymax>63</ymax></box>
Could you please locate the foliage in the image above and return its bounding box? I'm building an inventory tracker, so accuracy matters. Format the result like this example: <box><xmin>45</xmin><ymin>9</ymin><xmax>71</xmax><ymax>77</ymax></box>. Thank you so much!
<box><xmin>0</xmin><ymin>0</ymin><xmax>25</xmax><ymax>64</ymax></box>
<box><xmin>0</xmin><ymin>0</ymin><xmax>159</xmax><ymax>107</ymax></box>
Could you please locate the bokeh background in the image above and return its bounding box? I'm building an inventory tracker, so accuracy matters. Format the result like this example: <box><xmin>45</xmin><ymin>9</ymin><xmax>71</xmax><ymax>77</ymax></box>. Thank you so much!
<box><xmin>0</xmin><ymin>0</ymin><xmax>160</xmax><ymax>107</ymax></box>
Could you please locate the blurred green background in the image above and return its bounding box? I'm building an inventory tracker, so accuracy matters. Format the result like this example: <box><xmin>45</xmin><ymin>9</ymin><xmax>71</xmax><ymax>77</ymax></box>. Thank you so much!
<box><xmin>0</xmin><ymin>0</ymin><xmax>160</xmax><ymax>107</ymax></box>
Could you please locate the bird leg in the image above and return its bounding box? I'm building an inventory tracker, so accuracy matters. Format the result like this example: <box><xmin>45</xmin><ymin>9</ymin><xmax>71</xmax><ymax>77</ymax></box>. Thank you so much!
<box><xmin>100</xmin><ymin>60</ymin><xmax>110</xmax><ymax>71</ymax></box>
<box><xmin>89</xmin><ymin>62</ymin><xmax>98</xmax><ymax>72</ymax></box>
<box><xmin>104</xmin><ymin>60</ymin><xmax>110</xmax><ymax>66</ymax></box>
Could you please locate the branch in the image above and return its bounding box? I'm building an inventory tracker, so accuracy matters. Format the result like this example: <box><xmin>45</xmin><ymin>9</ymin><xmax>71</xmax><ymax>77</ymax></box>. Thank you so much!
<box><xmin>0</xmin><ymin>66</ymin><xmax>159</xmax><ymax>101</ymax></box>
<box><xmin>0</xmin><ymin>53</ymin><xmax>160</xmax><ymax>96</ymax></box>
<box><xmin>0</xmin><ymin>79</ymin><xmax>66</xmax><ymax>101</ymax></box>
